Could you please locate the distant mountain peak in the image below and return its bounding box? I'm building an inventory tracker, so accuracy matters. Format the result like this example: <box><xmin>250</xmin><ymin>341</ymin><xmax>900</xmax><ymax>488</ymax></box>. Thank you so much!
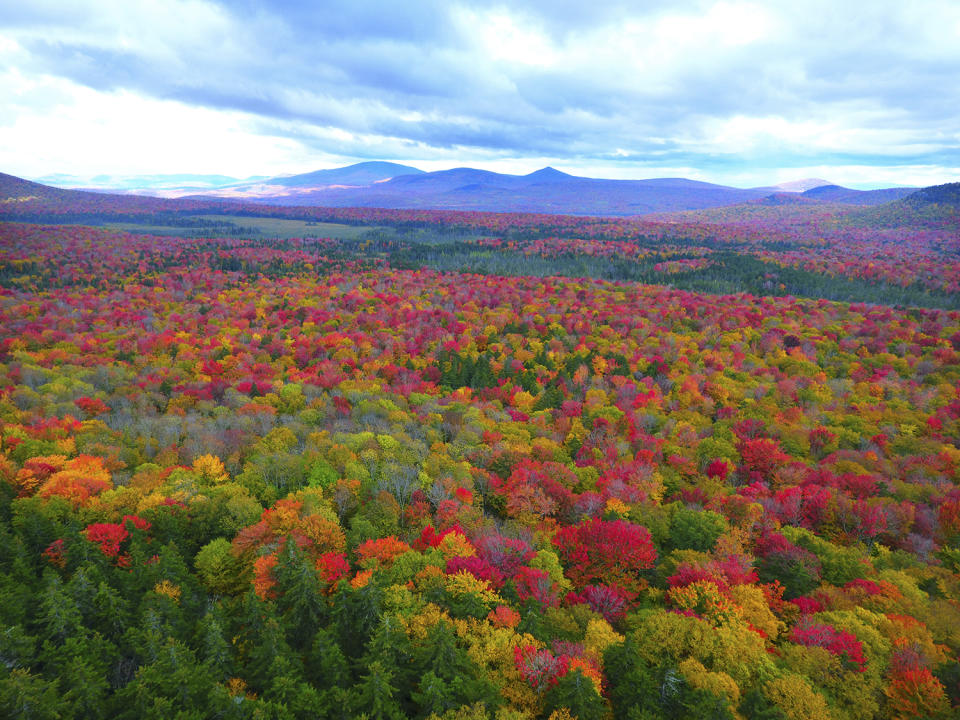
<box><xmin>772</xmin><ymin>178</ymin><xmax>833</xmax><ymax>193</ymax></box>
<box><xmin>525</xmin><ymin>166</ymin><xmax>572</xmax><ymax>180</ymax></box>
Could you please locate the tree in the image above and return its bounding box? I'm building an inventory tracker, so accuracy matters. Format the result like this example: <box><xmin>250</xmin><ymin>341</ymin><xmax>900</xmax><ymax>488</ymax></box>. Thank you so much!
<box><xmin>553</xmin><ymin>517</ymin><xmax>656</xmax><ymax>597</ymax></box>
<box><xmin>351</xmin><ymin>660</ymin><xmax>408</xmax><ymax>720</ymax></box>
<box><xmin>543</xmin><ymin>669</ymin><xmax>609</xmax><ymax>720</ymax></box>
<box><xmin>273</xmin><ymin>537</ymin><xmax>328</xmax><ymax>650</ymax></box>
<box><xmin>0</xmin><ymin>669</ymin><xmax>65</xmax><ymax>720</ymax></box>
<box><xmin>668</xmin><ymin>507</ymin><xmax>728</xmax><ymax>553</ymax></box>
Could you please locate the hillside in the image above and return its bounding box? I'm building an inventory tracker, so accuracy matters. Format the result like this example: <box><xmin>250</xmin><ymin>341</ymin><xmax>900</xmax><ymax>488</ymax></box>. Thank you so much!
<box><xmin>903</xmin><ymin>181</ymin><xmax>960</xmax><ymax>207</ymax></box>
<box><xmin>228</xmin><ymin>166</ymin><xmax>776</xmax><ymax>215</ymax></box>
<box><xmin>800</xmin><ymin>184</ymin><xmax>916</xmax><ymax>205</ymax></box>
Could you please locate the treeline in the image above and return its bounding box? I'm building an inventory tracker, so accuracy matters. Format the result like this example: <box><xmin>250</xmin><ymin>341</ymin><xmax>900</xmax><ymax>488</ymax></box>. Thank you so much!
<box><xmin>391</xmin><ymin>244</ymin><xmax>960</xmax><ymax>310</ymax></box>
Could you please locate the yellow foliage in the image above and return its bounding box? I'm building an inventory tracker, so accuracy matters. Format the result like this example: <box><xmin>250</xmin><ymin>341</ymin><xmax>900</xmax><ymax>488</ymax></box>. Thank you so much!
<box><xmin>225</xmin><ymin>677</ymin><xmax>256</xmax><ymax>700</ymax></box>
<box><xmin>438</xmin><ymin>530</ymin><xmax>476</xmax><ymax>560</ymax></box>
<box><xmin>583</xmin><ymin>618</ymin><xmax>624</xmax><ymax>659</ymax></box>
<box><xmin>405</xmin><ymin>603</ymin><xmax>453</xmax><ymax>640</ymax></box>
<box><xmin>192</xmin><ymin>454</ymin><xmax>228</xmax><ymax>483</ymax></box>
<box><xmin>678</xmin><ymin>657</ymin><xmax>740</xmax><ymax>708</ymax></box>
<box><xmin>729</xmin><ymin>583</ymin><xmax>784</xmax><ymax>640</ymax></box>
<box><xmin>763</xmin><ymin>675</ymin><xmax>832</xmax><ymax>720</ymax></box>
<box><xmin>463</xmin><ymin>623</ymin><xmax>542</xmax><ymax>716</ymax></box>
<box><xmin>297</xmin><ymin>513</ymin><xmax>347</xmax><ymax>554</ymax></box>
<box><xmin>425</xmin><ymin>702</ymin><xmax>494</xmax><ymax>720</ymax></box>
<box><xmin>512</xmin><ymin>390</ymin><xmax>536</xmax><ymax>413</ymax></box>
<box><xmin>444</xmin><ymin>570</ymin><xmax>503</xmax><ymax>608</ymax></box>
<box><xmin>604</xmin><ymin>498</ymin><xmax>631</xmax><ymax>518</ymax></box>
<box><xmin>667</xmin><ymin>580</ymin><xmax>738</xmax><ymax>626</ymax></box>
<box><xmin>584</xmin><ymin>388</ymin><xmax>608</xmax><ymax>412</ymax></box>
<box><xmin>631</xmin><ymin>609</ymin><xmax>772</xmax><ymax>685</ymax></box>
<box><xmin>153</xmin><ymin>580</ymin><xmax>182</xmax><ymax>604</ymax></box>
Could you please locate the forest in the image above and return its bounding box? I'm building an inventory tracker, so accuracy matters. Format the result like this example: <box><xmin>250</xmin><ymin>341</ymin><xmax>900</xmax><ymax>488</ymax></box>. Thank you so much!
<box><xmin>0</xmin><ymin>182</ymin><xmax>959</xmax><ymax>719</ymax></box>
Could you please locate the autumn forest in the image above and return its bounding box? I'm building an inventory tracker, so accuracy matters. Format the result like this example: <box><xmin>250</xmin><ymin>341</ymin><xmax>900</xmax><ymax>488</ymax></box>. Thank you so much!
<box><xmin>1</xmin><ymin>175</ymin><xmax>959</xmax><ymax>719</ymax></box>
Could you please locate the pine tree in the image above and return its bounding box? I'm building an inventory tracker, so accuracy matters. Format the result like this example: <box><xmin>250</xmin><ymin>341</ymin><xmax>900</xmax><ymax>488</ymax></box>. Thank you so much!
<box><xmin>195</xmin><ymin>608</ymin><xmax>233</xmax><ymax>681</ymax></box>
<box><xmin>351</xmin><ymin>660</ymin><xmax>408</xmax><ymax>720</ymax></box>
<box><xmin>411</xmin><ymin>621</ymin><xmax>501</xmax><ymax>716</ymax></box>
<box><xmin>273</xmin><ymin>537</ymin><xmax>327</xmax><ymax>650</ymax></box>
<box><xmin>35</xmin><ymin>570</ymin><xmax>84</xmax><ymax>646</ymax></box>
<box><xmin>244</xmin><ymin>616</ymin><xmax>301</xmax><ymax>694</ymax></box>
<box><xmin>306</xmin><ymin>627</ymin><xmax>352</xmax><ymax>689</ymax></box>
<box><xmin>543</xmin><ymin>669</ymin><xmax>609</xmax><ymax>720</ymax></box>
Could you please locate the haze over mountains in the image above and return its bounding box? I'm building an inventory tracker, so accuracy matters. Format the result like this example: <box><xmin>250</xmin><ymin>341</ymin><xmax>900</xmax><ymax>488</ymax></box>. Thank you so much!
<box><xmin>29</xmin><ymin>162</ymin><xmax>918</xmax><ymax>217</ymax></box>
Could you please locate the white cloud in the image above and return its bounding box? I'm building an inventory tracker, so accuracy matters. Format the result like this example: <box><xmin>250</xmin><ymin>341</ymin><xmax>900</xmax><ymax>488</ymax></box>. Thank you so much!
<box><xmin>462</xmin><ymin>9</ymin><xmax>558</xmax><ymax>68</ymax></box>
<box><xmin>0</xmin><ymin>71</ymin><xmax>314</xmax><ymax>177</ymax></box>
<box><xmin>0</xmin><ymin>1</ymin><xmax>958</xmax><ymax>185</ymax></box>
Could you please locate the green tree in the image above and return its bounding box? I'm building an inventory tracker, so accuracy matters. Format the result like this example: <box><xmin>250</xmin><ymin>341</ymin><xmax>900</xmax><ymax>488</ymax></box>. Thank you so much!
<box><xmin>0</xmin><ymin>669</ymin><xmax>65</xmax><ymax>720</ymax></box>
<box><xmin>273</xmin><ymin>537</ymin><xmax>328</xmax><ymax>650</ymax></box>
<box><xmin>543</xmin><ymin>669</ymin><xmax>609</xmax><ymax>720</ymax></box>
<box><xmin>351</xmin><ymin>660</ymin><xmax>408</xmax><ymax>720</ymax></box>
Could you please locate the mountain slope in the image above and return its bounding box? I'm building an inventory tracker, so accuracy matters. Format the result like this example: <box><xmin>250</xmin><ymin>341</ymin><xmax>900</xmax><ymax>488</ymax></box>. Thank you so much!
<box><xmin>902</xmin><ymin>182</ymin><xmax>960</xmax><ymax>207</ymax></box>
<box><xmin>264</xmin><ymin>161</ymin><xmax>424</xmax><ymax>188</ymax></box>
<box><xmin>241</xmin><ymin>166</ymin><xmax>776</xmax><ymax>215</ymax></box>
<box><xmin>801</xmin><ymin>184</ymin><xmax>916</xmax><ymax>206</ymax></box>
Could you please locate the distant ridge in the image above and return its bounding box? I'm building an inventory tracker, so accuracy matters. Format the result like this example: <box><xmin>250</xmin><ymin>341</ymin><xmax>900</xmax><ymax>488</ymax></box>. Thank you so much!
<box><xmin>265</xmin><ymin>161</ymin><xmax>424</xmax><ymax>188</ymax></box>
<box><xmin>903</xmin><ymin>182</ymin><xmax>960</xmax><ymax>207</ymax></box>
<box><xmin>210</xmin><ymin>165</ymin><xmax>777</xmax><ymax>215</ymax></box>
<box><xmin>801</xmin><ymin>184</ymin><xmax>916</xmax><ymax>206</ymax></box>
<box><xmin>4</xmin><ymin>166</ymin><xmax>943</xmax><ymax>218</ymax></box>
<box><xmin>768</xmin><ymin>178</ymin><xmax>833</xmax><ymax>193</ymax></box>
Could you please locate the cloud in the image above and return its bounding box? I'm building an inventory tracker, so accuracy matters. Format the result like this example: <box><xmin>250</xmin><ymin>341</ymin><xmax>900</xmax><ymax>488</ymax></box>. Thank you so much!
<box><xmin>1</xmin><ymin>0</ymin><xmax>958</xmax><ymax>186</ymax></box>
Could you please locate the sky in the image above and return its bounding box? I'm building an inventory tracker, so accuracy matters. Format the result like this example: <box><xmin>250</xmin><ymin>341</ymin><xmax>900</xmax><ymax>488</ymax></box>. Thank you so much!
<box><xmin>1</xmin><ymin>0</ymin><xmax>959</xmax><ymax>189</ymax></box>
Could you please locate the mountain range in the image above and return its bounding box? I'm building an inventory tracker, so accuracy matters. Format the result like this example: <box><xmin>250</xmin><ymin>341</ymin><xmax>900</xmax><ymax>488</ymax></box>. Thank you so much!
<box><xmin>23</xmin><ymin>162</ymin><xmax>920</xmax><ymax>217</ymax></box>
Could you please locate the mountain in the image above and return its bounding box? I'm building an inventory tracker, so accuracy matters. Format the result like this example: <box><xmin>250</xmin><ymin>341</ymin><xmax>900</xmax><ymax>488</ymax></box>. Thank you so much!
<box><xmin>178</xmin><ymin>161</ymin><xmax>425</xmax><ymax>200</ymax></box>
<box><xmin>0</xmin><ymin>172</ymin><xmax>79</xmax><ymax>202</ymax></box>
<box><xmin>901</xmin><ymin>182</ymin><xmax>960</xmax><ymax>207</ymax></box>
<box><xmin>8</xmin><ymin>165</ymin><xmax>943</xmax><ymax>218</ymax></box>
<box><xmin>764</xmin><ymin>178</ymin><xmax>833</xmax><ymax>193</ymax></box>
<box><xmin>801</xmin><ymin>184</ymin><xmax>916</xmax><ymax>206</ymax></box>
<box><xmin>210</xmin><ymin>166</ymin><xmax>778</xmax><ymax>215</ymax></box>
<box><xmin>34</xmin><ymin>172</ymin><xmax>264</xmax><ymax>193</ymax></box>
<box><xmin>262</xmin><ymin>161</ymin><xmax>424</xmax><ymax>188</ymax></box>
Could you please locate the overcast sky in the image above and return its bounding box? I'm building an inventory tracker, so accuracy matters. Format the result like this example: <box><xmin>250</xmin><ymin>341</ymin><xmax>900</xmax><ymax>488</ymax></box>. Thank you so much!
<box><xmin>1</xmin><ymin>0</ymin><xmax>959</xmax><ymax>188</ymax></box>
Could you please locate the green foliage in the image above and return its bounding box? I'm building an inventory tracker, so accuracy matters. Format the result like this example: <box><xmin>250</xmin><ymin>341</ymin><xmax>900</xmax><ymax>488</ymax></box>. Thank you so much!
<box><xmin>668</xmin><ymin>507</ymin><xmax>729</xmax><ymax>553</ymax></box>
<box><xmin>543</xmin><ymin>670</ymin><xmax>609</xmax><ymax>720</ymax></box>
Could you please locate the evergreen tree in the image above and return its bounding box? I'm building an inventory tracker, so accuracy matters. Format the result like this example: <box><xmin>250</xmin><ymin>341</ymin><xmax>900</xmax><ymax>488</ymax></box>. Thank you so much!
<box><xmin>0</xmin><ymin>669</ymin><xmax>64</xmax><ymax>720</ymax></box>
<box><xmin>411</xmin><ymin>621</ymin><xmax>500</xmax><ymax>716</ymax></box>
<box><xmin>195</xmin><ymin>608</ymin><xmax>233</xmax><ymax>681</ymax></box>
<box><xmin>306</xmin><ymin>627</ymin><xmax>352</xmax><ymax>690</ymax></box>
<box><xmin>111</xmin><ymin>638</ymin><xmax>211</xmax><ymax>719</ymax></box>
<box><xmin>35</xmin><ymin>570</ymin><xmax>84</xmax><ymax>646</ymax></box>
<box><xmin>351</xmin><ymin>660</ymin><xmax>408</xmax><ymax>720</ymax></box>
<box><xmin>543</xmin><ymin>669</ymin><xmax>608</xmax><ymax>720</ymax></box>
<box><xmin>273</xmin><ymin>537</ymin><xmax>327</xmax><ymax>650</ymax></box>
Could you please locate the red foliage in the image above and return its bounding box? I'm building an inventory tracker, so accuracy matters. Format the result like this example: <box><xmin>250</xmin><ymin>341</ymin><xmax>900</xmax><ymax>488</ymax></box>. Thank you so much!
<box><xmin>85</xmin><ymin>523</ymin><xmax>129</xmax><ymax>558</ymax></box>
<box><xmin>789</xmin><ymin>620</ymin><xmax>866</xmax><ymax>672</ymax></box>
<box><xmin>514</xmin><ymin>644</ymin><xmax>570</xmax><ymax>692</ymax></box>
<box><xmin>446</xmin><ymin>555</ymin><xmax>505</xmax><ymax>588</ymax></box>
<box><xmin>315</xmin><ymin>552</ymin><xmax>350</xmax><ymax>588</ymax></box>
<box><xmin>514</xmin><ymin>566</ymin><xmax>560</xmax><ymax>608</ymax></box>
<box><xmin>565</xmin><ymin>583</ymin><xmax>629</xmax><ymax>624</ymax></box>
<box><xmin>74</xmin><ymin>396</ymin><xmax>110</xmax><ymax>417</ymax></box>
<box><xmin>43</xmin><ymin>538</ymin><xmax>66</xmax><ymax>568</ymax></box>
<box><xmin>552</xmin><ymin>517</ymin><xmax>656</xmax><ymax>596</ymax></box>
<box><xmin>738</xmin><ymin>438</ymin><xmax>790</xmax><ymax>481</ymax></box>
